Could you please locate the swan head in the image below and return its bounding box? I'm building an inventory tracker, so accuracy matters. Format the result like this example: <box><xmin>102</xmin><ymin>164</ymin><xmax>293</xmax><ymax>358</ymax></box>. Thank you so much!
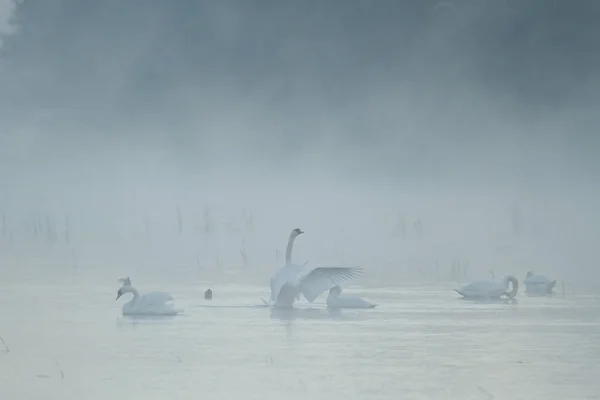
<box><xmin>526</xmin><ymin>271</ymin><xmax>533</xmax><ymax>278</ymax></box>
<box><xmin>204</xmin><ymin>289</ymin><xmax>213</xmax><ymax>300</ymax></box>
<box><xmin>329</xmin><ymin>285</ymin><xmax>342</xmax><ymax>297</ymax></box>
<box><xmin>290</xmin><ymin>228</ymin><xmax>304</xmax><ymax>238</ymax></box>
<box><xmin>118</xmin><ymin>277</ymin><xmax>131</xmax><ymax>286</ymax></box>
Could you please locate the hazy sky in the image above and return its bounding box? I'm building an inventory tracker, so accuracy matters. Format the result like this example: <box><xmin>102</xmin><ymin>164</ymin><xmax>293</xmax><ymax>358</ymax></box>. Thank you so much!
<box><xmin>0</xmin><ymin>1</ymin><xmax>598</xmax><ymax>285</ymax></box>
<box><xmin>1</xmin><ymin>1</ymin><xmax>599</xmax><ymax>176</ymax></box>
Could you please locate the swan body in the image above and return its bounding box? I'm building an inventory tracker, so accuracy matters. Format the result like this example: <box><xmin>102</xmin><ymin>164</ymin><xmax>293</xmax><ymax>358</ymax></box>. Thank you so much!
<box><xmin>327</xmin><ymin>286</ymin><xmax>377</xmax><ymax>309</ymax></box>
<box><xmin>268</xmin><ymin>228</ymin><xmax>364</xmax><ymax>308</ymax></box>
<box><xmin>456</xmin><ymin>275</ymin><xmax>519</xmax><ymax>300</ymax></box>
<box><xmin>524</xmin><ymin>271</ymin><xmax>556</xmax><ymax>295</ymax></box>
<box><xmin>272</xmin><ymin>264</ymin><xmax>364</xmax><ymax>308</ymax></box>
<box><xmin>116</xmin><ymin>285</ymin><xmax>183</xmax><ymax>315</ymax></box>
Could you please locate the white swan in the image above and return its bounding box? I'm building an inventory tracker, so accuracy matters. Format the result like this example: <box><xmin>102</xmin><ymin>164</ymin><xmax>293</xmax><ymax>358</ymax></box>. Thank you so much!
<box><xmin>267</xmin><ymin>228</ymin><xmax>364</xmax><ymax>308</ymax></box>
<box><xmin>455</xmin><ymin>275</ymin><xmax>519</xmax><ymax>300</ymax></box>
<box><xmin>524</xmin><ymin>271</ymin><xmax>556</xmax><ymax>296</ymax></box>
<box><xmin>327</xmin><ymin>285</ymin><xmax>377</xmax><ymax>309</ymax></box>
<box><xmin>116</xmin><ymin>285</ymin><xmax>183</xmax><ymax>315</ymax></box>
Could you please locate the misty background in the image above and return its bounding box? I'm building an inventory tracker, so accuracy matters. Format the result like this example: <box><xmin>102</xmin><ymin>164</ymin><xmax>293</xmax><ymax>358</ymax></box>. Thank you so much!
<box><xmin>0</xmin><ymin>0</ymin><xmax>598</xmax><ymax>288</ymax></box>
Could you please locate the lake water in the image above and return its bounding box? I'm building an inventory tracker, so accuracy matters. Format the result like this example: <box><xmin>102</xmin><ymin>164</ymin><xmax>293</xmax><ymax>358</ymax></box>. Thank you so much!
<box><xmin>1</xmin><ymin>280</ymin><xmax>599</xmax><ymax>400</ymax></box>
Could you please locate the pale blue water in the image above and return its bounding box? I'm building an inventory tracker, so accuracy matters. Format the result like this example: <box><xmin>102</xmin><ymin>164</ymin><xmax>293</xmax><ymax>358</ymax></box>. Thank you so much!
<box><xmin>1</xmin><ymin>281</ymin><xmax>599</xmax><ymax>400</ymax></box>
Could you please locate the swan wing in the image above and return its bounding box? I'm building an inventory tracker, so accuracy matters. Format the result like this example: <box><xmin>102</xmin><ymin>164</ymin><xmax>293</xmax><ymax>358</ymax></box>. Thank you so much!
<box><xmin>299</xmin><ymin>266</ymin><xmax>364</xmax><ymax>303</ymax></box>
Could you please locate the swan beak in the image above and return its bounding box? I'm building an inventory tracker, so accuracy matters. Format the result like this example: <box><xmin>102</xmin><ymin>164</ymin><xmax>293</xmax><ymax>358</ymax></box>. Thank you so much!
<box><xmin>116</xmin><ymin>292</ymin><xmax>123</xmax><ymax>300</ymax></box>
<box><xmin>298</xmin><ymin>230</ymin><xmax>304</xmax><ymax>235</ymax></box>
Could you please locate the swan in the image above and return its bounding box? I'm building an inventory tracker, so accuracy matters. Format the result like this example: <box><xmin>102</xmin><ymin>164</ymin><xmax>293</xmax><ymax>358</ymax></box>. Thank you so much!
<box><xmin>115</xmin><ymin>285</ymin><xmax>183</xmax><ymax>315</ymax></box>
<box><xmin>267</xmin><ymin>228</ymin><xmax>364</xmax><ymax>308</ymax></box>
<box><xmin>455</xmin><ymin>275</ymin><xmax>519</xmax><ymax>300</ymax></box>
<box><xmin>326</xmin><ymin>285</ymin><xmax>377</xmax><ymax>309</ymax></box>
<box><xmin>524</xmin><ymin>271</ymin><xmax>556</xmax><ymax>296</ymax></box>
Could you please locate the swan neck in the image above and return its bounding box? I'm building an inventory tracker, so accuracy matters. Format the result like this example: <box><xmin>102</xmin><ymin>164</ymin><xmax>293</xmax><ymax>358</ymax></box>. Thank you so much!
<box><xmin>285</xmin><ymin>233</ymin><xmax>297</xmax><ymax>265</ymax></box>
<box><xmin>127</xmin><ymin>286</ymin><xmax>141</xmax><ymax>303</ymax></box>
<box><xmin>503</xmin><ymin>276</ymin><xmax>518</xmax><ymax>298</ymax></box>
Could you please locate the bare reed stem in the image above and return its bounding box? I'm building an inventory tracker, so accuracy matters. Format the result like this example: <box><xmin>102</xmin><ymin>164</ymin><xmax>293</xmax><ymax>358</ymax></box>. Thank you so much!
<box><xmin>0</xmin><ymin>334</ymin><xmax>10</xmax><ymax>353</ymax></box>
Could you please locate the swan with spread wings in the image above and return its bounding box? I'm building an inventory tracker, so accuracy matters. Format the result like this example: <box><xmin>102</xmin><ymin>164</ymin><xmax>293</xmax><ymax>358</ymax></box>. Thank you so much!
<box><xmin>266</xmin><ymin>228</ymin><xmax>364</xmax><ymax>308</ymax></box>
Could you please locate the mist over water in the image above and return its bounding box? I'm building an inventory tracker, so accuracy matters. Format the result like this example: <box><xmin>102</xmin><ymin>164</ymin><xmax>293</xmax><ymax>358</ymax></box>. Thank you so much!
<box><xmin>1</xmin><ymin>0</ymin><xmax>598</xmax><ymax>288</ymax></box>
<box><xmin>1</xmin><ymin>1</ymin><xmax>600</xmax><ymax>398</ymax></box>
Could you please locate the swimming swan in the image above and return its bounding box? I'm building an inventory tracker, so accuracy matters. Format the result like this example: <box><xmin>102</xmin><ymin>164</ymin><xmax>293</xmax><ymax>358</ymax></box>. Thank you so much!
<box><xmin>455</xmin><ymin>275</ymin><xmax>519</xmax><ymax>300</ymax></box>
<box><xmin>524</xmin><ymin>271</ymin><xmax>556</xmax><ymax>295</ymax></box>
<box><xmin>327</xmin><ymin>285</ymin><xmax>377</xmax><ymax>309</ymax></box>
<box><xmin>116</xmin><ymin>285</ymin><xmax>183</xmax><ymax>315</ymax></box>
<box><xmin>267</xmin><ymin>228</ymin><xmax>364</xmax><ymax>308</ymax></box>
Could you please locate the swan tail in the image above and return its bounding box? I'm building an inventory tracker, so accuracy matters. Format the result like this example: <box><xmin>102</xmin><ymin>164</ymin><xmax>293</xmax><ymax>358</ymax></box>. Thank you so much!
<box><xmin>548</xmin><ymin>280</ymin><xmax>557</xmax><ymax>292</ymax></box>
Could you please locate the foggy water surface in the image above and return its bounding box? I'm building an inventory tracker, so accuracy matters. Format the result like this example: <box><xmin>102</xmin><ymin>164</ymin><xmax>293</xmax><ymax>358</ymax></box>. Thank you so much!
<box><xmin>1</xmin><ymin>281</ymin><xmax>599</xmax><ymax>400</ymax></box>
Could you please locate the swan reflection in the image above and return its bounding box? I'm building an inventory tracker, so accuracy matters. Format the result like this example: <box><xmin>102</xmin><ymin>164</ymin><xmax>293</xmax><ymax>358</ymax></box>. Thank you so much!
<box><xmin>268</xmin><ymin>305</ymin><xmax>374</xmax><ymax>322</ymax></box>
<box><xmin>116</xmin><ymin>314</ymin><xmax>180</xmax><ymax>330</ymax></box>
